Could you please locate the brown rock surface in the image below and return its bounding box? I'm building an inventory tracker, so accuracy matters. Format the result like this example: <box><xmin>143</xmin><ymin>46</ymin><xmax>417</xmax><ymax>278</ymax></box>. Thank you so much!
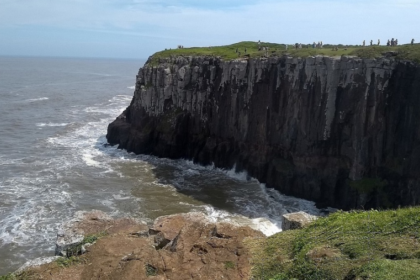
<box><xmin>23</xmin><ymin>212</ymin><xmax>264</xmax><ymax>280</ymax></box>
<box><xmin>282</xmin><ymin>211</ymin><xmax>318</xmax><ymax>230</ymax></box>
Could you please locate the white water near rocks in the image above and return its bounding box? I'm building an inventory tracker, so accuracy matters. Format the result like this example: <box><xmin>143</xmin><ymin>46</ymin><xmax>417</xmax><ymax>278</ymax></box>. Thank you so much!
<box><xmin>0</xmin><ymin>57</ymin><xmax>325</xmax><ymax>274</ymax></box>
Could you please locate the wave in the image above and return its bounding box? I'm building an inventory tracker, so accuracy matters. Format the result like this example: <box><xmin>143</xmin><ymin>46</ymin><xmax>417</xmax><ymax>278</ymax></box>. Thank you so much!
<box><xmin>36</xmin><ymin>123</ymin><xmax>68</xmax><ymax>127</ymax></box>
<box><xmin>127</xmin><ymin>86</ymin><xmax>135</xmax><ymax>90</ymax></box>
<box><xmin>24</xmin><ymin>97</ymin><xmax>49</xmax><ymax>102</ymax></box>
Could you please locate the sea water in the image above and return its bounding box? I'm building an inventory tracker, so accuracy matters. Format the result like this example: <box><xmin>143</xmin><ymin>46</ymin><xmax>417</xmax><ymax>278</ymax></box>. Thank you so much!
<box><xmin>0</xmin><ymin>56</ymin><xmax>324</xmax><ymax>274</ymax></box>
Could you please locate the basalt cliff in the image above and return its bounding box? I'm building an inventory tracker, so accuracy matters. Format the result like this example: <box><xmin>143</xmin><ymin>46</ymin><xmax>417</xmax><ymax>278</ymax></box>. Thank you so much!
<box><xmin>107</xmin><ymin>54</ymin><xmax>420</xmax><ymax>210</ymax></box>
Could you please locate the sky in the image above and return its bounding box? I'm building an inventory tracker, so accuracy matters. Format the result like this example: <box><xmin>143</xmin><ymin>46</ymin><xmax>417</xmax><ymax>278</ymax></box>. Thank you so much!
<box><xmin>0</xmin><ymin>0</ymin><xmax>419</xmax><ymax>59</ymax></box>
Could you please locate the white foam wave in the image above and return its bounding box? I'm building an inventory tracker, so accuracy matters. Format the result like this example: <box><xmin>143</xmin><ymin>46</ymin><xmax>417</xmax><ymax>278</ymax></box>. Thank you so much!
<box><xmin>24</xmin><ymin>97</ymin><xmax>49</xmax><ymax>102</ymax></box>
<box><xmin>127</xmin><ymin>86</ymin><xmax>135</xmax><ymax>89</ymax></box>
<box><xmin>201</xmin><ymin>205</ymin><xmax>281</xmax><ymax>236</ymax></box>
<box><xmin>82</xmin><ymin>153</ymin><xmax>101</xmax><ymax>167</ymax></box>
<box><xmin>223</xmin><ymin>165</ymin><xmax>250</xmax><ymax>181</ymax></box>
<box><xmin>36</xmin><ymin>123</ymin><xmax>68</xmax><ymax>127</ymax></box>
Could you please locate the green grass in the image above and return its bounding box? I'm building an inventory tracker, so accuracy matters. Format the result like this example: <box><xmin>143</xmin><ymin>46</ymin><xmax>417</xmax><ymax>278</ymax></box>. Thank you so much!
<box><xmin>145</xmin><ymin>264</ymin><xmax>158</xmax><ymax>276</ymax></box>
<box><xmin>147</xmin><ymin>41</ymin><xmax>420</xmax><ymax>66</ymax></box>
<box><xmin>66</xmin><ymin>232</ymin><xmax>106</xmax><ymax>257</ymax></box>
<box><xmin>224</xmin><ymin>261</ymin><xmax>235</xmax><ymax>269</ymax></box>
<box><xmin>0</xmin><ymin>271</ymin><xmax>34</xmax><ymax>280</ymax></box>
<box><xmin>56</xmin><ymin>256</ymin><xmax>86</xmax><ymax>268</ymax></box>
<box><xmin>247</xmin><ymin>207</ymin><xmax>420</xmax><ymax>280</ymax></box>
<box><xmin>0</xmin><ymin>274</ymin><xmax>17</xmax><ymax>280</ymax></box>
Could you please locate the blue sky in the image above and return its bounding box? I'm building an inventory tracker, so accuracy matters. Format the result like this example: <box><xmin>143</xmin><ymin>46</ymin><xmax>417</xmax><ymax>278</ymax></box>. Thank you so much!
<box><xmin>0</xmin><ymin>0</ymin><xmax>419</xmax><ymax>59</ymax></box>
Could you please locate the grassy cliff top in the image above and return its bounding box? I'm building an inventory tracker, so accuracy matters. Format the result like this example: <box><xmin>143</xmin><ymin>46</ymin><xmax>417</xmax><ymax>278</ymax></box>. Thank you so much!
<box><xmin>247</xmin><ymin>206</ymin><xmax>420</xmax><ymax>280</ymax></box>
<box><xmin>149</xmin><ymin>41</ymin><xmax>420</xmax><ymax>64</ymax></box>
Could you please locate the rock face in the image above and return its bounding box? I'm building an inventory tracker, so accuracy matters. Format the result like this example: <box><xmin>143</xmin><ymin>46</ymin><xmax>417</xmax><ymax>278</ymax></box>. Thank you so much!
<box><xmin>282</xmin><ymin>211</ymin><xmax>318</xmax><ymax>230</ymax></box>
<box><xmin>56</xmin><ymin>210</ymin><xmax>142</xmax><ymax>256</ymax></box>
<box><xmin>107</xmin><ymin>55</ymin><xmax>420</xmax><ymax>210</ymax></box>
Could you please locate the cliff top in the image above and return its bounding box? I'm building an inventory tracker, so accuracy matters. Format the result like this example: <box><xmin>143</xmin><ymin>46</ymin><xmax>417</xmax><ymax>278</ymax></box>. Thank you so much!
<box><xmin>149</xmin><ymin>41</ymin><xmax>420</xmax><ymax>64</ymax></box>
<box><xmin>5</xmin><ymin>207</ymin><xmax>420</xmax><ymax>279</ymax></box>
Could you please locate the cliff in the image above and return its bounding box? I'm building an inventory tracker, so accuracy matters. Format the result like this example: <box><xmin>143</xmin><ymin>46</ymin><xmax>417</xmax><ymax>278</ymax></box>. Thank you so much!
<box><xmin>107</xmin><ymin>53</ymin><xmax>420</xmax><ymax>210</ymax></box>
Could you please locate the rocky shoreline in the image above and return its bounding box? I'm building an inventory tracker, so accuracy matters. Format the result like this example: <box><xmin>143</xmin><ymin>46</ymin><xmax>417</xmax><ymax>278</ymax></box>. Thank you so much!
<box><xmin>107</xmin><ymin>54</ymin><xmax>420</xmax><ymax>210</ymax></box>
<box><xmin>11</xmin><ymin>210</ymin><xmax>316</xmax><ymax>280</ymax></box>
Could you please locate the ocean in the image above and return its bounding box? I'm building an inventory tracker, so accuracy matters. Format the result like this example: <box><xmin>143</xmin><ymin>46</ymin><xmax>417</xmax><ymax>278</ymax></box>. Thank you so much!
<box><xmin>0</xmin><ymin>56</ymin><xmax>323</xmax><ymax>274</ymax></box>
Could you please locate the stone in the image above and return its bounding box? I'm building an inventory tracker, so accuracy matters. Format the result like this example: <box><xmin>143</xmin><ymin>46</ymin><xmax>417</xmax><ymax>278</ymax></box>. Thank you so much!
<box><xmin>281</xmin><ymin>211</ymin><xmax>318</xmax><ymax>230</ymax></box>
<box><xmin>55</xmin><ymin>210</ymin><xmax>146</xmax><ymax>256</ymax></box>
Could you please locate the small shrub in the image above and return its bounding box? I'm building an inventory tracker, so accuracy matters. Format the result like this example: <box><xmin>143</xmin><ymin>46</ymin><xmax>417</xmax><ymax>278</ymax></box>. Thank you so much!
<box><xmin>145</xmin><ymin>264</ymin><xmax>158</xmax><ymax>276</ymax></box>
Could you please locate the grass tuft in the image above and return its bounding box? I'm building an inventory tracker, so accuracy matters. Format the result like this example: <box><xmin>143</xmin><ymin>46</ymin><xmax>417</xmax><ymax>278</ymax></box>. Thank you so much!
<box><xmin>224</xmin><ymin>261</ymin><xmax>235</xmax><ymax>269</ymax></box>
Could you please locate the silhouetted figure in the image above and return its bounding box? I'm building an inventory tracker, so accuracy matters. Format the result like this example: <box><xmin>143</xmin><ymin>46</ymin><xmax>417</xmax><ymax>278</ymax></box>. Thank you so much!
<box><xmin>378</xmin><ymin>39</ymin><xmax>380</xmax><ymax>46</ymax></box>
<box><xmin>395</xmin><ymin>39</ymin><xmax>398</xmax><ymax>46</ymax></box>
<box><xmin>363</xmin><ymin>40</ymin><xmax>365</xmax><ymax>47</ymax></box>
<box><xmin>412</xmin><ymin>38</ymin><xmax>415</xmax><ymax>45</ymax></box>
<box><xmin>370</xmin><ymin>40</ymin><xmax>373</xmax><ymax>46</ymax></box>
<box><xmin>391</xmin><ymin>38</ymin><xmax>395</xmax><ymax>46</ymax></box>
<box><xmin>387</xmin><ymin>39</ymin><xmax>390</xmax><ymax>46</ymax></box>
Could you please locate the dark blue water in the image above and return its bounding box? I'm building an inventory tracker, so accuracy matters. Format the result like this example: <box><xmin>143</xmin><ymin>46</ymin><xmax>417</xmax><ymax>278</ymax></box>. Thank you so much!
<box><xmin>0</xmin><ymin>56</ymin><xmax>323</xmax><ymax>274</ymax></box>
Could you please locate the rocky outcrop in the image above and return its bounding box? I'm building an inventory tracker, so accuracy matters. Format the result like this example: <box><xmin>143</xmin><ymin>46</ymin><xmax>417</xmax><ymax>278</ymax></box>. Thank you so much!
<box><xmin>107</xmin><ymin>54</ymin><xmax>420</xmax><ymax>210</ymax></box>
<box><xmin>55</xmin><ymin>210</ymin><xmax>143</xmax><ymax>256</ymax></box>
<box><xmin>282</xmin><ymin>211</ymin><xmax>318</xmax><ymax>230</ymax></box>
<box><xmin>21</xmin><ymin>211</ymin><xmax>264</xmax><ymax>280</ymax></box>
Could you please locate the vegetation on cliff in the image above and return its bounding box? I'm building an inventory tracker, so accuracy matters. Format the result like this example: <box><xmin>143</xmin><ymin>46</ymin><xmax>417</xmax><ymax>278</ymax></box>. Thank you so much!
<box><xmin>149</xmin><ymin>41</ymin><xmax>420</xmax><ymax>64</ymax></box>
<box><xmin>247</xmin><ymin>206</ymin><xmax>420</xmax><ymax>279</ymax></box>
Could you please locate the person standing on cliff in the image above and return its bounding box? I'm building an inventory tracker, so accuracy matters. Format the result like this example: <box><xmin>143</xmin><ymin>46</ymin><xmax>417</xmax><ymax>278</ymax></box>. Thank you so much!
<box><xmin>363</xmin><ymin>40</ymin><xmax>365</xmax><ymax>47</ymax></box>
<box><xmin>370</xmin><ymin>40</ymin><xmax>373</xmax><ymax>46</ymax></box>
<box><xmin>378</xmin><ymin>39</ymin><xmax>380</xmax><ymax>45</ymax></box>
<box><xmin>412</xmin><ymin>38</ymin><xmax>415</xmax><ymax>45</ymax></box>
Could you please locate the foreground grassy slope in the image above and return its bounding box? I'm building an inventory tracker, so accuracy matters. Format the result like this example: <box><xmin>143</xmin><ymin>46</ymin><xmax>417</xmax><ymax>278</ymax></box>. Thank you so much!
<box><xmin>246</xmin><ymin>207</ymin><xmax>420</xmax><ymax>280</ymax></box>
<box><xmin>150</xmin><ymin>41</ymin><xmax>420</xmax><ymax>64</ymax></box>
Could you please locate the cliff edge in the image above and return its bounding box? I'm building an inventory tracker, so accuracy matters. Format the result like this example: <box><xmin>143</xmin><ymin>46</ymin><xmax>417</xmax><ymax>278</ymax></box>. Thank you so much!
<box><xmin>107</xmin><ymin>48</ymin><xmax>420</xmax><ymax>210</ymax></box>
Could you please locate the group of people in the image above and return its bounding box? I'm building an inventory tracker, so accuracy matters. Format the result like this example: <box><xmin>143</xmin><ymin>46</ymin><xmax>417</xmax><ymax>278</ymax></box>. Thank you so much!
<box><xmin>361</xmin><ymin>38</ymin><xmax>416</xmax><ymax>47</ymax></box>
<box><xmin>294</xmin><ymin>42</ymin><xmax>323</xmax><ymax>49</ymax></box>
<box><xmin>312</xmin><ymin>41</ymin><xmax>323</xmax><ymax>48</ymax></box>
<box><xmin>386</xmin><ymin>38</ymin><xmax>398</xmax><ymax>46</ymax></box>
